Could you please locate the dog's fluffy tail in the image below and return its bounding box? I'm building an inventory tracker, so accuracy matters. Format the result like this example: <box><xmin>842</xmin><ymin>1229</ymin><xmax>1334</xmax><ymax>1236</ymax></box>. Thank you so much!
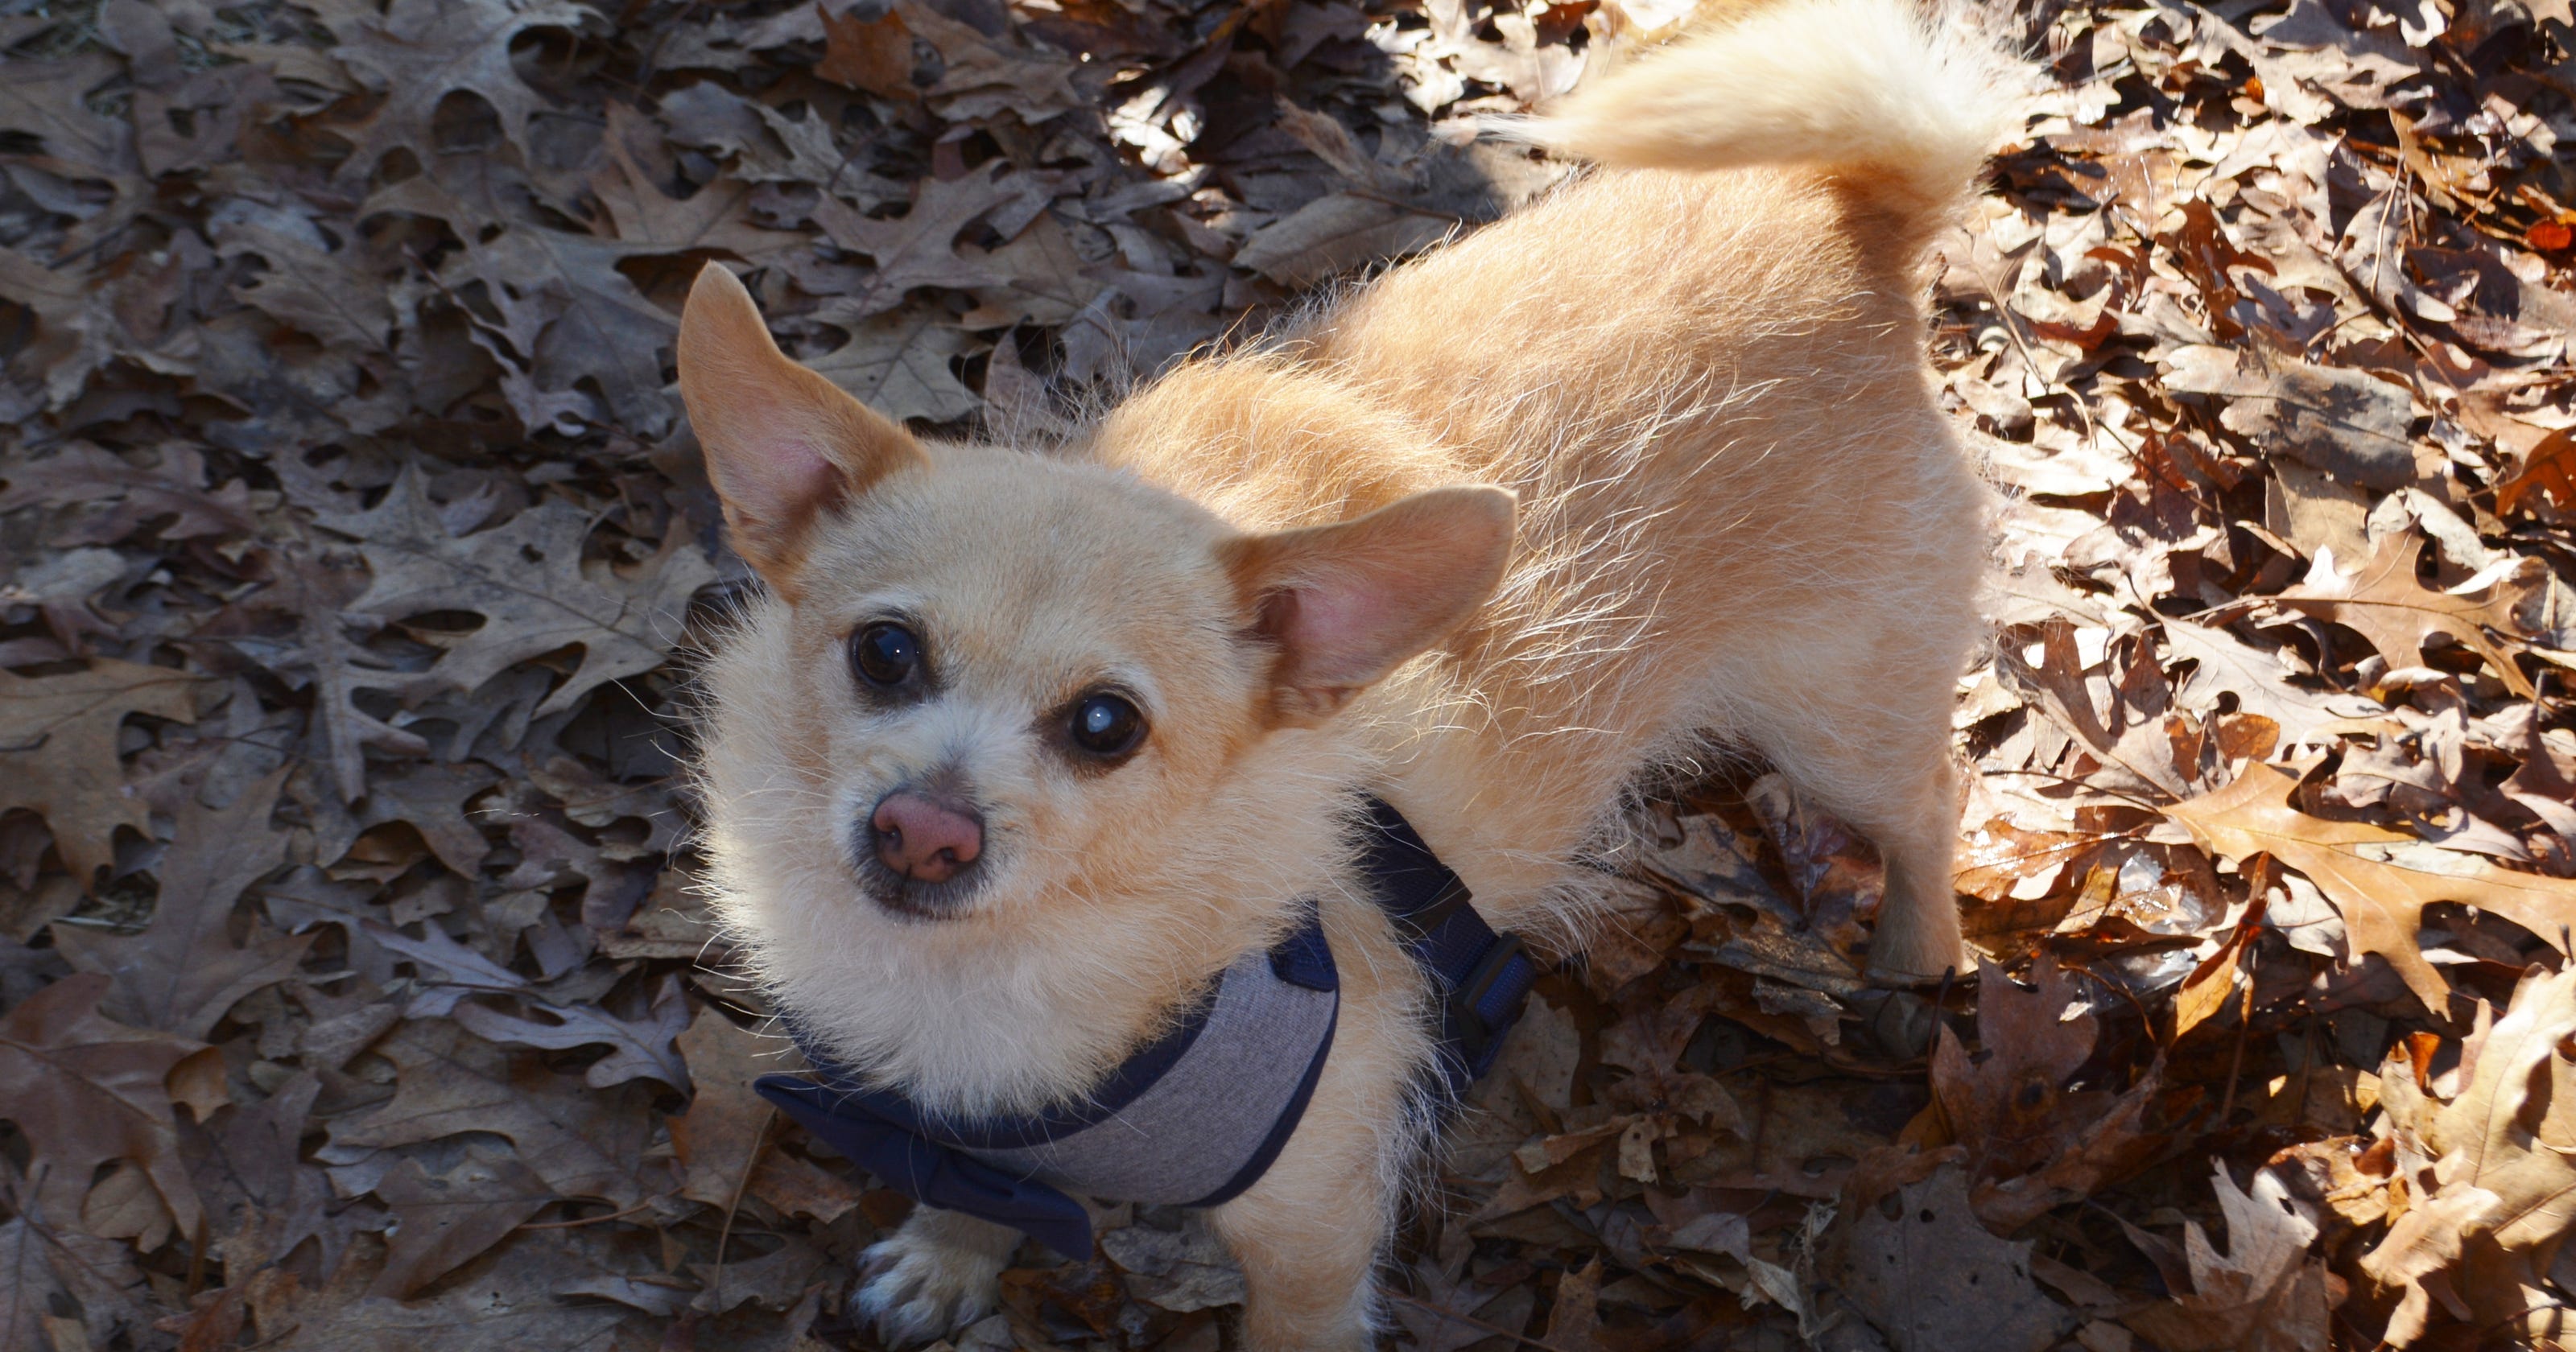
<box><xmin>1496</xmin><ymin>0</ymin><xmax>2030</xmax><ymax>240</ymax></box>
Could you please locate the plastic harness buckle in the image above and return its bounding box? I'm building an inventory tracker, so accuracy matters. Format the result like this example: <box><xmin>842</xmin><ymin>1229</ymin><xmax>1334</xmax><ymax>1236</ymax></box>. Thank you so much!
<box><xmin>1451</xmin><ymin>931</ymin><xmax>1530</xmax><ymax>1066</ymax></box>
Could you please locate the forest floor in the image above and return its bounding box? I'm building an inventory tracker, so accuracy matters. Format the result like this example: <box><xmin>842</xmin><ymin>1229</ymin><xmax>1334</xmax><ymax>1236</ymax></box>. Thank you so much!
<box><xmin>4</xmin><ymin>0</ymin><xmax>2576</xmax><ymax>1349</ymax></box>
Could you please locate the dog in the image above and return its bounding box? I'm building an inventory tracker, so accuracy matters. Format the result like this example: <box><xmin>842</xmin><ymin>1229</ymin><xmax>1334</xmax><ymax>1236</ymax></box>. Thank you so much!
<box><xmin>679</xmin><ymin>1</ymin><xmax>2026</xmax><ymax>1345</ymax></box>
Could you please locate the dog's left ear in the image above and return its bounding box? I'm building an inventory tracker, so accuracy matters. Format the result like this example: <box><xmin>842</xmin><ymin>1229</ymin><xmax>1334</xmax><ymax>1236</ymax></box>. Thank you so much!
<box><xmin>1218</xmin><ymin>485</ymin><xmax>1516</xmax><ymax>728</ymax></box>
<box><xmin>677</xmin><ymin>263</ymin><xmax>927</xmax><ymax>596</ymax></box>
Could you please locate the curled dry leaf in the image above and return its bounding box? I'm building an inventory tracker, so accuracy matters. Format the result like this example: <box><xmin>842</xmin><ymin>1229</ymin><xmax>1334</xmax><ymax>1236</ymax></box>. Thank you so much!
<box><xmin>1929</xmin><ymin>955</ymin><xmax>2164</xmax><ymax>1231</ymax></box>
<box><xmin>2496</xmin><ymin>428</ymin><xmax>2576</xmax><ymax>518</ymax></box>
<box><xmin>2361</xmin><ymin>963</ymin><xmax>2576</xmax><ymax>1346</ymax></box>
<box><xmin>2118</xmin><ymin>1163</ymin><xmax>2330</xmax><ymax>1352</ymax></box>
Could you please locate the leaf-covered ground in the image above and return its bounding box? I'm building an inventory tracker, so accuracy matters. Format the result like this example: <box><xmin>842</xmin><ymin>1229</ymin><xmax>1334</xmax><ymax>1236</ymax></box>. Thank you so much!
<box><xmin>3</xmin><ymin>0</ymin><xmax>2574</xmax><ymax>1348</ymax></box>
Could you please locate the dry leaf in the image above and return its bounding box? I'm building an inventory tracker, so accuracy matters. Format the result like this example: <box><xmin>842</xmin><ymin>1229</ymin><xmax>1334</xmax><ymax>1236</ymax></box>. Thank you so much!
<box><xmin>2495</xmin><ymin>428</ymin><xmax>2575</xmax><ymax>517</ymax></box>
<box><xmin>803</xmin><ymin>303</ymin><xmax>985</xmax><ymax>423</ymax></box>
<box><xmin>324</xmin><ymin>0</ymin><xmax>596</xmax><ymax>185</ymax></box>
<box><xmin>328</xmin><ymin>1019</ymin><xmax>660</xmax><ymax>1207</ymax></box>
<box><xmin>0</xmin><ymin>661</ymin><xmax>203</xmax><ymax>887</ymax></box>
<box><xmin>2362</xmin><ymin>964</ymin><xmax>2576</xmax><ymax>1346</ymax></box>
<box><xmin>2119</xmin><ymin>1164</ymin><xmax>2330</xmax><ymax>1352</ymax></box>
<box><xmin>2166</xmin><ymin>762</ymin><xmax>2576</xmax><ymax>1012</ymax></box>
<box><xmin>671</xmin><ymin>1005</ymin><xmax>781</xmax><ymax>1209</ymax></box>
<box><xmin>1930</xmin><ymin>955</ymin><xmax>2165</xmax><ymax>1230</ymax></box>
<box><xmin>816</xmin><ymin>2</ymin><xmax>923</xmax><ymax>97</ymax></box>
<box><xmin>2162</xmin><ymin>619</ymin><xmax>2380</xmax><ymax>751</ymax></box>
<box><xmin>53</xmin><ymin>772</ymin><xmax>310</xmax><ymax>1040</ymax></box>
<box><xmin>0</xmin><ymin>0</ymin><xmax>2569</xmax><ymax>1346</ymax></box>
<box><xmin>0</xmin><ymin>1214</ymin><xmax>151</xmax><ymax>1352</ymax></box>
<box><xmin>316</xmin><ymin>470</ymin><xmax>714</xmax><ymax>716</ymax></box>
<box><xmin>1838</xmin><ymin>1164</ymin><xmax>2075</xmax><ymax>1352</ymax></box>
<box><xmin>367</xmin><ymin>1148</ymin><xmax>553</xmax><ymax>1299</ymax></box>
<box><xmin>0</xmin><ymin>974</ymin><xmax>205</xmax><ymax>1241</ymax></box>
<box><xmin>2268</xmin><ymin>529</ymin><xmax>2543</xmax><ymax>697</ymax></box>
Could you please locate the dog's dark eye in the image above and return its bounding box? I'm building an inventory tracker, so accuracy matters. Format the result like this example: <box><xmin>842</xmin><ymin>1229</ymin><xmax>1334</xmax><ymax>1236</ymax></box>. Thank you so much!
<box><xmin>1067</xmin><ymin>693</ymin><xmax>1144</xmax><ymax>758</ymax></box>
<box><xmin>851</xmin><ymin>621</ymin><xmax>923</xmax><ymax>688</ymax></box>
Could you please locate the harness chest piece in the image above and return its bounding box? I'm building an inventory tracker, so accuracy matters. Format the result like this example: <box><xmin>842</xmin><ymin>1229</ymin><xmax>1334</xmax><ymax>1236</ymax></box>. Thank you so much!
<box><xmin>755</xmin><ymin>796</ymin><xmax>1538</xmax><ymax>1255</ymax></box>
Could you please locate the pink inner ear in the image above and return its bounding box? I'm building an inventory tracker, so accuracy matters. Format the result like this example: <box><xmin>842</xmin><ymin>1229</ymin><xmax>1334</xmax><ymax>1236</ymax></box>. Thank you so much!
<box><xmin>1277</xmin><ymin>570</ymin><xmax>1402</xmax><ymax>686</ymax></box>
<box><xmin>725</xmin><ymin>429</ymin><xmax>842</xmax><ymax>529</ymax></box>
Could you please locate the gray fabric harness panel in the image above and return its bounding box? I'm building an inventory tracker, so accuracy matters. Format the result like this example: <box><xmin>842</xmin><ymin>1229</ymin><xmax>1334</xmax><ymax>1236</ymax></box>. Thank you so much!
<box><xmin>966</xmin><ymin>948</ymin><xmax>1338</xmax><ymax>1204</ymax></box>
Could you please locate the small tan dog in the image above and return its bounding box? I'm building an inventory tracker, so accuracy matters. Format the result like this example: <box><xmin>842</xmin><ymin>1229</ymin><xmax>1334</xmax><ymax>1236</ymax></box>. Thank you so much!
<box><xmin>684</xmin><ymin>1</ymin><xmax>2025</xmax><ymax>1345</ymax></box>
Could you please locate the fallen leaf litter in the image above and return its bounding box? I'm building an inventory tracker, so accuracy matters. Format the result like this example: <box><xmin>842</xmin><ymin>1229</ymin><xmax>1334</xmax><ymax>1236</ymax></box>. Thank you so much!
<box><xmin>2</xmin><ymin>0</ymin><xmax>2574</xmax><ymax>1347</ymax></box>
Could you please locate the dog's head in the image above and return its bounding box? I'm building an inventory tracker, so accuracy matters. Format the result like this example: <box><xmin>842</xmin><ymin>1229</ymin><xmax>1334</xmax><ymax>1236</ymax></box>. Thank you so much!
<box><xmin>679</xmin><ymin>264</ymin><xmax>1513</xmax><ymax>940</ymax></box>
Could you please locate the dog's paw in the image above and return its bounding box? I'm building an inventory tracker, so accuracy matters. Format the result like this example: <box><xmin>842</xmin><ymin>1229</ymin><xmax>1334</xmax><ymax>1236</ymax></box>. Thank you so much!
<box><xmin>852</xmin><ymin>1230</ymin><xmax>1008</xmax><ymax>1346</ymax></box>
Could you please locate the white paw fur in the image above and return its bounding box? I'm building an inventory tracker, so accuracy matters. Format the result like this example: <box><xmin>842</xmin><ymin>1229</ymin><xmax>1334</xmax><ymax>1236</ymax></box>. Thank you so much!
<box><xmin>852</xmin><ymin>1227</ymin><xmax>1009</xmax><ymax>1346</ymax></box>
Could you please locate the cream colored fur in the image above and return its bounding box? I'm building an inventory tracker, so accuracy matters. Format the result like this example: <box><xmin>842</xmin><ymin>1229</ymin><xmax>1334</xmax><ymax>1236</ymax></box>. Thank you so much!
<box><xmin>685</xmin><ymin>1</ymin><xmax>2029</xmax><ymax>1346</ymax></box>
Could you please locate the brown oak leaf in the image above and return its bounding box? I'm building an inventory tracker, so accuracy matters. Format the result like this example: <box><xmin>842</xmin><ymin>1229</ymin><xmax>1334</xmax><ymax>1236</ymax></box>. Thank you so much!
<box><xmin>2119</xmin><ymin>1163</ymin><xmax>2331</xmax><ymax>1352</ymax></box>
<box><xmin>53</xmin><ymin>770</ymin><xmax>311</xmax><ymax>1040</ymax></box>
<box><xmin>587</xmin><ymin>104</ymin><xmax>805</xmax><ymax>265</ymax></box>
<box><xmin>0</xmin><ymin>973</ymin><xmax>205</xmax><ymax>1241</ymax></box>
<box><xmin>322</xmin><ymin>0</ymin><xmax>594</xmax><ymax>186</ymax></box>
<box><xmin>2361</xmin><ymin>964</ymin><xmax>2576</xmax><ymax>1346</ymax></box>
<box><xmin>367</xmin><ymin>1148</ymin><xmax>553</xmax><ymax>1299</ymax></box>
<box><xmin>0</xmin><ymin>443</ymin><xmax>260</xmax><ymax>547</ymax></box>
<box><xmin>671</xmin><ymin>1004</ymin><xmax>782</xmax><ymax>1210</ymax></box>
<box><xmin>1837</xmin><ymin>1163</ymin><xmax>2074</xmax><ymax>1352</ymax></box>
<box><xmin>328</xmin><ymin>1019</ymin><xmax>659</xmax><ymax>1207</ymax></box>
<box><xmin>2268</xmin><ymin>528</ymin><xmax>2544</xmax><ymax>697</ymax></box>
<box><xmin>808</xmin><ymin>162</ymin><xmax>1061</xmax><ymax>317</ymax></box>
<box><xmin>2495</xmin><ymin>427</ymin><xmax>2575</xmax><ymax>518</ymax></box>
<box><xmin>315</xmin><ymin>471</ymin><xmax>714</xmax><ymax>718</ymax></box>
<box><xmin>0</xmin><ymin>659</ymin><xmax>204</xmax><ymax>888</ymax></box>
<box><xmin>2165</xmin><ymin>761</ymin><xmax>2576</xmax><ymax>1012</ymax></box>
<box><xmin>0</xmin><ymin>1212</ymin><xmax>152</xmax><ymax>1352</ymax></box>
<box><xmin>1930</xmin><ymin>954</ymin><xmax>2164</xmax><ymax>1230</ymax></box>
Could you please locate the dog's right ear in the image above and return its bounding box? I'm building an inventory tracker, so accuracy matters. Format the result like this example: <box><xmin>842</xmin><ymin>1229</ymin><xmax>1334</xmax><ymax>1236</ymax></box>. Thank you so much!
<box><xmin>677</xmin><ymin>263</ymin><xmax>927</xmax><ymax>595</ymax></box>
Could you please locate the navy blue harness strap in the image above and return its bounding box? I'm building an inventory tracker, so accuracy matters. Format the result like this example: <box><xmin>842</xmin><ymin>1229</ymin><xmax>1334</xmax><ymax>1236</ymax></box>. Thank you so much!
<box><xmin>756</xmin><ymin>1074</ymin><xmax>1096</xmax><ymax>1258</ymax></box>
<box><xmin>1356</xmin><ymin>798</ymin><xmax>1539</xmax><ymax>1095</ymax></box>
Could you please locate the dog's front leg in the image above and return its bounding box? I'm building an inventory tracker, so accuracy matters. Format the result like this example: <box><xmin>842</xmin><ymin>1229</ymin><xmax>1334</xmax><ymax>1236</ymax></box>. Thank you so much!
<box><xmin>853</xmin><ymin>1205</ymin><xmax>1022</xmax><ymax>1345</ymax></box>
<box><xmin>1209</xmin><ymin>928</ymin><xmax>1427</xmax><ymax>1352</ymax></box>
<box><xmin>1208</xmin><ymin>1114</ymin><xmax>1394</xmax><ymax>1351</ymax></box>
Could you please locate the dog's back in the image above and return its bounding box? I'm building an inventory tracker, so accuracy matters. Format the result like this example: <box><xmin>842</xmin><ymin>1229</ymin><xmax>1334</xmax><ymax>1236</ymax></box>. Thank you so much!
<box><xmin>1104</xmin><ymin>0</ymin><xmax>2029</xmax><ymax>976</ymax></box>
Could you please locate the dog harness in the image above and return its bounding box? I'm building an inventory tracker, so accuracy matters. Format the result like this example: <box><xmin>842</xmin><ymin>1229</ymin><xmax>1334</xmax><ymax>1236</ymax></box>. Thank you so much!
<box><xmin>755</xmin><ymin>797</ymin><xmax>1537</xmax><ymax>1256</ymax></box>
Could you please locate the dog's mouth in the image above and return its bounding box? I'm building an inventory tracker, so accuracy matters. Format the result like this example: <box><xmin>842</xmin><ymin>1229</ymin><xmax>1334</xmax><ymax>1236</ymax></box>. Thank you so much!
<box><xmin>850</xmin><ymin>851</ymin><xmax>993</xmax><ymax>920</ymax></box>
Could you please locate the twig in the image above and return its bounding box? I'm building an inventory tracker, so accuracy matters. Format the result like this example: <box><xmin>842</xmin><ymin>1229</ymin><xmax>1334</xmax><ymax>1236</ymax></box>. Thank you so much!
<box><xmin>185</xmin><ymin>1212</ymin><xmax>209</xmax><ymax>1300</ymax></box>
<box><xmin>516</xmin><ymin>1191</ymin><xmax>678</xmax><ymax>1230</ymax></box>
<box><xmin>1976</xmin><ymin>766</ymin><xmax>2174</xmax><ymax>814</ymax></box>
<box><xmin>707</xmin><ymin>1108</ymin><xmax>775</xmax><ymax>1316</ymax></box>
<box><xmin>2218</xmin><ymin>944</ymin><xmax>2259</xmax><ymax>1123</ymax></box>
<box><xmin>1385</xmin><ymin>1292</ymin><xmax>1578</xmax><ymax>1352</ymax></box>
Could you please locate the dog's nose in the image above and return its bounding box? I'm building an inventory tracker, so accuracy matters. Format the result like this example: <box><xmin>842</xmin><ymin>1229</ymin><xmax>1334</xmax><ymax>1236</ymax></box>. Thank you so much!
<box><xmin>870</xmin><ymin>791</ymin><xmax>983</xmax><ymax>882</ymax></box>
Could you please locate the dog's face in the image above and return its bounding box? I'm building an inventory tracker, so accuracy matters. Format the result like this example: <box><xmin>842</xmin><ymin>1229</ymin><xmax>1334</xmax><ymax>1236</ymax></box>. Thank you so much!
<box><xmin>724</xmin><ymin>447</ymin><xmax>1272</xmax><ymax>922</ymax></box>
<box><xmin>678</xmin><ymin>265</ymin><xmax>1513</xmax><ymax>934</ymax></box>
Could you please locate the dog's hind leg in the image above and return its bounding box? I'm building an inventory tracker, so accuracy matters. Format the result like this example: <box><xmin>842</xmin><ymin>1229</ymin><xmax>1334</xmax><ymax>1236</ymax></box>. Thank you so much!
<box><xmin>1732</xmin><ymin>624</ymin><xmax>1973</xmax><ymax>985</ymax></box>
